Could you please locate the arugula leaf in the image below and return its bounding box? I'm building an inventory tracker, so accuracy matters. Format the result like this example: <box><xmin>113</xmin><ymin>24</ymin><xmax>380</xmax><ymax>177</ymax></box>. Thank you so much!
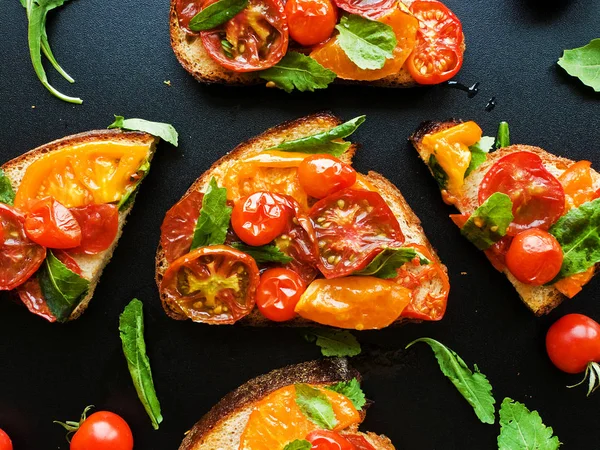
<box><xmin>495</xmin><ymin>121</ymin><xmax>510</xmax><ymax>150</ymax></box>
<box><xmin>406</xmin><ymin>338</ymin><xmax>496</xmax><ymax>424</ymax></box>
<box><xmin>119</xmin><ymin>299</ymin><xmax>163</xmax><ymax>430</ymax></box>
<box><xmin>549</xmin><ymin>197</ymin><xmax>600</xmax><ymax>280</ymax></box>
<box><xmin>117</xmin><ymin>160</ymin><xmax>151</xmax><ymax>211</ymax></box>
<box><xmin>38</xmin><ymin>250</ymin><xmax>89</xmax><ymax>322</ymax></box>
<box><xmin>428</xmin><ymin>154</ymin><xmax>448</xmax><ymax>189</ymax></box>
<box><xmin>304</xmin><ymin>329</ymin><xmax>361</xmax><ymax>357</ymax></box>
<box><xmin>498</xmin><ymin>398</ymin><xmax>561</xmax><ymax>450</ymax></box>
<box><xmin>269</xmin><ymin>116</ymin><xmax>365</xmax><ymax>157</ymax></box>
<box><xmin>0</xmin><ymin>170</ymin><xmax>16</xmax><ymax>205</ymax></box>
<box><xmin>190</xmin><ymin>178</ymin><xmax>232</xmax><ymax>250</ymax></box>
<box><xmin>465</xmin><ymin>136</ymin><xmax>494</xmax><ymax>177</ymax></box>
<box><xmin>557</xmin><ymin>39</ymin><xmax>600</xmax><ymax>92</ymax></box>
<box><xmin>326</xmin><ymin>378</ymin><xmax>366</xmax><ymax>410</ymax></box>
<box><xmin>355</xmin><ymin>247</ymin><xmax>429</xmax><ymax>279</ymax></box>
<box><xmin>335</xmin><ymin>15</ymin><xmax>396</xmax><ymax>70</ymax></box>
<box><xmin>295</xmin><ymin>384</ymin><xmax>337</xmax><ymax>430</ymax></box>
<box><xmin>284</xmin><ymin>440</ymin><xmax>312</xmax><ymax>450</ymax></box>
<box><xmin>188</xmin><ymin>0</ymin><xmax>248</xmax><ymax>31</ymax></box>
<box><xmin>259</xmin><ymin>52</ymin><xmax>336</xmax><ymax>93</ymax></box>
<box><xmin>108</xmin><ymin>116</ymin><xmax>179</xmax><ymax>146</ymax></box>
<box><xmin>230</xmin><ymin>243</ymin><xmax>292</xmax><ymax>264</ymax></box>
<box><xmin>461</xmin><ymin>193</ymin><xmax>514</xmax><ymax>250</ymax></box>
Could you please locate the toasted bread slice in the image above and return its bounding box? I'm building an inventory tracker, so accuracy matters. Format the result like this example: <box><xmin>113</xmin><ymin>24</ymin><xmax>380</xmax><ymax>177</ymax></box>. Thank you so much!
<box><xmin>155</xmin><ymin>112</ymin><xmax>448</xmax><ymax>325</ymax></box>
<box><xmin>2</xmin><ymin>130</ymin><xmax>158</xmax><ymax>321</ymax></box>
<box><xmin>179</xmin><ymin>358</ymin><xmax>395</xmax><ymax>450</ymax></box>
<box><xmin>411</xmin><ymin>120</ymin><xmax>600</xmax><ymax>315</ymax></box>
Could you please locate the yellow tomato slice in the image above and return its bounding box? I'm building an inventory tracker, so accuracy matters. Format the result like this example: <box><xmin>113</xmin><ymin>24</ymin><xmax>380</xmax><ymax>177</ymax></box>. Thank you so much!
<box><xmin>15</xmin><ymin>141</ymin><xmax>151</xmax><ymax>209</ymax></box>
<box><xmin>558</xmin><ymin>160</ymin><xmax>596</xmax><ymax>209</ymax></box>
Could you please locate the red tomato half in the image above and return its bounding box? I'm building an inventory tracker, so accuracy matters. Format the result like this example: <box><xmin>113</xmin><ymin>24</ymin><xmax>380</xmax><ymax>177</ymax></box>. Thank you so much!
<box><xmin>0</xmin><ymin>429</ymin><xmax>12</xmax><ymax>450</ymax></box>
<box><xmin>298</xmin><ymin>154</ymin><xmax>357</xmax><ymax>199</ymax></box>
<box><xmin>176</xmin><ymin>0</ymin><xmax>203</xmax><ymax>32</ymax></box>
<box><xmin>344</xmin><ymin>435</ymin><xmax>376</xmax><ymax>450</ymax></box>
<box><xmin>256</xmin><ymin>268</ymin><xmax>305</xmax><ymax>321</ymax></box>
<box><xmin>70</xmin><ymin>411</ymin><xmax>133</xmax><ymax>450</ymax></box>
<box><xmin>24</xmin><ymin>198</ymin><xmax>81</xmax><ymax>249</ymax></box>
<box><xmin>69</xmin><ymin>204</ymin><xmax>119</xmax><ymax>255</ymax></box>
<box><xmin>505</xmin><ymin>229</ymin><xmax>563</xmax><ymax>286</ymax></box>
<box><xmin>546</xmin><ymin>314</ymin><xmax>600</xmax><ymax>374</ymax></box>
<box><xmin>333</xmin><ymin>0</ymin><xmax>395</xmax><ymax>18</ymax></box>
<box><xmin>161</xmin><ymin>190</ymin><xmax>205</xmax><ymax>263</ymax></box>
<box><xmin>285</xmin><ymin>0</ymin><xmax>337</xmax><ymax>46</ymax></box>
<box><xmin>479</xmin><ymin>152</ymin><xmax>565</xmax><ymax>235</ymax></box>
<box><xmin>306</xmin><ymin>430</ymin><xmax>356</xmax><ymax>450</ymax></box>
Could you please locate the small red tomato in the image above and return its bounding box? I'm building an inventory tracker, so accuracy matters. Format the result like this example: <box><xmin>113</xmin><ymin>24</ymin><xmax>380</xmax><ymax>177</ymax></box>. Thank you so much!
<box><xmin>306</xmin><ymin>430</ymin><xmax>356</xmax><ymax>450</ymax></box>
<box><xmin>256</xmin><ymin>268</ymin><xmax>306</xmax><ymax>321</ymax></box>
<box><xmin>70</xmin><ymin>411</ymin><xmax>133</xmax><ymax>450</ymax></box>
<box><xmin>298</xmin><ymin>155</ymin><xmax>357</xmax><ymax>199</ymax></box>
<box><xmin>24</xmin><ymin>197</ymin><xmax>82</xmax><ymax>249</ymax></box>
<box><xmin>285</xmin><ymin>0</ymin><xmax>337</xmax><ymax>46</ymax></box>
<box><xmin>0</xmin><ymin>429</ymin><xmax>12</xmax><ymax>450</ymax></box>
<box><xmin>546</xmin><ymin>314</ymin><xmax>600</xmax><ymax>374</ymax></box>
<box><xmin>505</xmin><ymin>229</ymin><xmax>563</xmax><ymax>285</ymax></box>
<box><xmin>69</xmin><ymin>204</ymin><xmax>119</xmax><ymax>255</ymax></box>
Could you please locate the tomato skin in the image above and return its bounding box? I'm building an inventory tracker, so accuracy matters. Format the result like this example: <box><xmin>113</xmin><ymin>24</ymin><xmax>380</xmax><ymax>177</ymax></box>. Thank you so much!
<box><xmin>70</xmin><ymin>411</ymin><xmax>133</xmax><ymax>450</ymax></box>
<box><xmin>24</xmin><ymin>198</ymin><xmax>82</xmax><ymax>249</ymax></box>
<box><xmin>505</xmin><ymin>229</ymin><xmax>563</xmax><ymax>286</ymax></box>
<box><xmin>332</xmin><ymin>0</ymin><xmax>395</xmax><ymax>18</ymax></box>
<box><xmin>256</xmin><ymin>268</ymin><xmax>305</xmax><ymax>321</ymax></box>
<box><xmin>306</xmin><ymin>430</ymin><xmax>356</xmax><ymax>450</ymax></box>
<box><xmin>298</xmin><ymin>155</ymin><xmax>357</xmax><ymax>199</ymax></box>
<box><xmin>69</xmin><ymin>204</ymin><xmax>119</xmax><ymax>255</ymax></box>
<box><xmin>546</xmin><ymin>314</ymin><xmax>600</xmax><ymax>374</ymax></box>
<box><xmin>161</xmin><ymin>190</ymin><xmax>205</xmax><ymax>263</ymax></box>
<box><xmin>285</xmin><ymin>0</ymin><xmax>337</xmax><ymax>46</ymax></box>
<box><xmin>0</xmin><ymin>429</ymin><xmax>12</xmax><ymax>450</ymax></box>
<box><xmin>344</xmin><ymin>435</ymin><xmax>376</xmax><ymax>450</ymax></box>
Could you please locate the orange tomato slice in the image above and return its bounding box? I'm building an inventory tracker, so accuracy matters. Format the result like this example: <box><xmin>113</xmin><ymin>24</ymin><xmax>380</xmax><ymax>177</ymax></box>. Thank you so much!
<box><xmin>555</xmin><ymin>267</ymin><xmax>595</xmax><ymax>299</ymax></box>
<box><xmin>558</xmin><ymin>160</ymin><xmax>596</xmax><ymax>209</ymax></box>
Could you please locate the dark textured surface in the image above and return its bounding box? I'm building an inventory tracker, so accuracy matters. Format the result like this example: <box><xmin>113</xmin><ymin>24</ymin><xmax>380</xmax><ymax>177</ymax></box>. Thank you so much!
<box><xmin>1</xmin><ymin>0</ymin><xmax>599</xmax><ymax>448</ymax></box>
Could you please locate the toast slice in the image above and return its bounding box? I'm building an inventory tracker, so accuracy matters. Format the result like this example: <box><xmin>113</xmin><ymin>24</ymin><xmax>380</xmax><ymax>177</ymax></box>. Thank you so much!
<box><xmin>411</xmin><ymin>120</ymin><xmax>600</xmax><ymax>315</ymax></box>
<box><xmin>155</xmin><ymin>112</ymin><xmax>449</xmax><ymax>326</ymax></box>
<box><xmin>2</xmin><ymin>130</ymin><xmax>158</xmax><ymax>321</ymax></box>
<box><xmin>179</xmin><ymin>358</ymin><xmax>395</xmax><ymax>450</ymax></box>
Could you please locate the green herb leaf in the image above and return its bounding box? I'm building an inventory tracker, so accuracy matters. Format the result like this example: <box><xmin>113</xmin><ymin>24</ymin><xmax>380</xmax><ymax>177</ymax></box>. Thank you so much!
<box><xmin>295</xmin><ymin>384</ymin><xmax>337</xmax><ymax>430</ymax></box>
<box><xmin>355</xmin><ymin>247</ymin><xmax>429</xmax><ymax>279</ymax></box>
<box><xmin>119</xmin><ymin>299</ymin><xmax>163</xmax><ymax>430</ymax></box>
<box><xmin>259</xmin><ymin>52</ymin><xmax>337</xmax><ymax>93</ymax></box>
<box><xmin>230</xmin><ymin>243</ymin><xmax>293</xmax><ymax>264</ymax></box>
<box><xmin>117</xmin><ymin>160</ymin><xmax>151</xmax><ymax>211</ymax></box>
<box><xmin>406</xmin><ymin>338</ymin><xmax>496</xmax><ymax>424</ymax></box>
<box><xmin>284</xmin><ymin>440</ymin><xmax>312</xmax><ymax>450</ymax></box>
<box><xmin>428</xmin><ymin>154</ymin><xmax>448</xmax><ymax>189</ymax></box>
<box><xmin>304</xmin><ymin>329</ymin><xmax>361</xmax><ymax>357</ymax></box>
<box><xmin>557</xmin><ymin>39</ymin><xmax>600</xmax><ymax>92</ymax></box>
<box><xmin>549</xmin><ymin>197</ymin><xmax>600</xmax><ymax>280</ymax></box>
<box><xmin>188</xmin><ymin>0</ymin><xmax>248</xmax><ymax>31</ymax></box>
<box><xmin>498</xmin><ymin>398</ymin><xmax>561</xmax><ymax>450</ymax></box>
<box><xmin>39</xmin><ymin>250</ymin><xmax>89</xmax><ymax>322</ymax></box>
<box><xmin>495</xmin><ymin>121</ymin><xmax>510</xmax><ymax>150</ymax></box>
<box><xmin>326</xmin><ymin>378</ymin><xmax>366</xmax><ymax>410</ymax></box>
<box><xmin>269</xmin><ymin>116</ymin><xmax>365</xmax><ymax>157</ymax></box>
<box><xmin>465</xmin><ymin>136</ymin><xmax>494</xmax><ymax>177</ymax></box>
<box><xmin>190</xmin><ymin>178</ymin><xmax>232</xmax><ymax>250</ymax></box>
<box><xmin>461</xmin><ymin>193</ymin><xmax>514</xmax><ymax>250</ymax></box>
<box><xmin>0</xmin><ymin>170</ymin><xmax>16</xmax><ymax>205</ymax></box>
<box><xmin>335</xmin><ymin>14</ymin><xmax>396</xmax><ymax>70</ymax></box>
<box><xmin>108</xmin><ymin>116</ymin><xmax>178</xmax><ymax>146</ymax></box>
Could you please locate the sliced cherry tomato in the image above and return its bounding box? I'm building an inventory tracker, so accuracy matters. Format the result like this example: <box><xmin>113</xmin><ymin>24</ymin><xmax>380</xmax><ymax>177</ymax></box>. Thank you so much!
<box><xmin>160</xmin><ymin>190</ymin><xmax>205</xmax><ymax>263</ymax></box>
<box><xmin>176</xmin><ymin>0</ymin><xmax>203</xmax><ymax>32</ymax></box>
<box><xmin>483</xmin><ymin>235</ymin><xmax>512</xmax><ymax>272</ymax></box>
<box><xmin>0</xmin><ymin>429</ymin><xmax>12</xmax><ymax>450</ymax></box>
<box><xmin>0</xmin><ymin>204</ymin><xmax>46</xmax><ymax>290</ymax></box>
<box><xmin>309</xmin><ymin>189</ymin><xmax>404</xmax><ymax>278</ymax></box>
<box><xmin>201</xmin><ymin>0</ymin><xmax>289</xmax><ymax>72</ymax></box>
<box><xmin>407</xmin><ymin>0</ymin><xmax>464</xmax><ymax>85</ymax></box>
<box><xmin>505</xmin><ymin>229</ymin><xmax>563</xmax><ymax>286</ymax></box>
<box><xmin>298</xmin><ymin>154</ymin><xmax>357</xmax><ymax>199</ymax></box>
<box><xmin>479</xmin><ymin>152</ymin><xmax>565</xmax><ymax>235</ymax></box>
<box><xmin>558</xmin><ymin>160</ymin><xmax>596</xmax><ymax>209</ymax></box>
<box><xmin>160</xmin><ymin>245</ymin><xmax>259</xmax><ymax>324</ymax></box>
<box><xmin>285</xmin><ymin>0</ymin><xmax>337</xmax><ymax>46</ymax></box>
<box><xmin>307</xmin><ymin>430</ymin><xmax>356</xmax><ymax>450</ymax></box>
<box><xmin>24</xmin><ymin>197</ymin><xmax>81</xmax><ymax>249</ymax></box>
<box><xmin>333</xmin><ymin>0</ymin><xmax>395</xmax><ymax>18</ymax></box>
<box><xmin>546</xmin><ymin>314</ymin><xmax>600</xmax><ymax>374</ymax></box>
<box><xmin>256</xmin><ymin>268</ymin><xmax>305</xmax><ymax>321</ymax></box>
<box><xmin>69</xmin><ymin>204</ymin><xmax>119</xmax><ymax>255</ymax></box>
<box><xmin>344</xmin><ymin>435</ymin><xmax>376</xmax><ymax>450</ymax></box>
<box><xmin>62</xmin><ymin>409</ymin><xmax>133</xmax><ymax>450</ymax></box>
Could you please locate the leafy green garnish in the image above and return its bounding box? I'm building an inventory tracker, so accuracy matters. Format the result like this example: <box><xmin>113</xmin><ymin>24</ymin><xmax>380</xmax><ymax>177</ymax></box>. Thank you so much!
<box><xmin>119</xmin><ymin>299</ymin><xmax>163</xmax><ymax>430</ymax></box>
<box><xmin>498</xmin><ymin>398</ymin><xmax>561</xmax><ymax>450</ymax></box>
<box><xmin>117</xmin><ymin>160</ymin><xmax>150</xmax><ymax>211</ymax></box>
<box><xmin>355</xmin><ymin>247</ymin><xmax>429</xmax><ymax>279</ymax></box>
<box><xmin>549</xmin><ymin>197</ymin><xmax>600</xmax><ymax>280</ymax></box>
<box><xmin>428</xmin><ymin>154</ymin><xmax>448</xmax><ymax>189</ymax></box>
<box><xmin>465</xmin><ymin>136</ymin><xmax>494</xmax><ymax>177</ymax></box>
<box><xmin>326</xmin><ymin>378</ymin><xmax>366</xmax><ymax>410</ymax></box>
<box><xmin>304</xmin><ymin>329</ymin><xmax>361</xmax><ymax>357</ymax></box>
<box><xmin>461</xmin><ymin>193</ymin><xmax>514</xmax><ymax>250</ymax></box>
<box><xmin>190</xmin><ymin>178</ymin><xmax>232</xmax><ymax>250</ymax></box>
<box><xmin>495</xmin><ymin>121</ymin><xmax>510</xmax><ymax>150</ymax></box>
<box><xmin>259</xmin><ymin>52</ymin><xmax>336</xmax><ymax>93</ymax></box>
<box><xmin>406</xmin><ymin>338</ymin><xmax>496</xmax><ymax>425</ymax></box>
<box><xmin>295</xmin><ymin>384</ymin><xmax>337</xmax><ymax>430</ymax></box>
<box><xmin>557</xmin><ymin>39</ymin><xmax>600</xmax><ymax>92</ymax></box>
<box><xmin>189</xmin><ymin>0</ymin><xmax>248</xmax><ymax>31</ymax></box>
<box><xmin>230</xmin><ymin>243</ymin><xmax>292</xmax><ymax>264</ymax></box>
<box><xmin>38</xmin><ymin>250</ymin><xmax>89</xmax><ymax>322</ymax></box>
<box><xmin>335</xmin><ymin>14</ymin><xmax>396</xmax><ymax>70</ymax></box>
<box><xmin>284</xmin><ymin>440</ymin><xmax>312</xmax><ymax>450</ymax></box>
<box><xmin>0</xmin><ymin>170</ymin><xmax>16</xmax><ymax>205</ymax></box>
<box><xmin>108</xmin><ymin>116</ymin><xmax>179</xmax><ymax>146</ymax></box>
<box><xmin>269</xmin><ymin>116</ymin><xmax>365</xmax><ymax>157</ymax></box>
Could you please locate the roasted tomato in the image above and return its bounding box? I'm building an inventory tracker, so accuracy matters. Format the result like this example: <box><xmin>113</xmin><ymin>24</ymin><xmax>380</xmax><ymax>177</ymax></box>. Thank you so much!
<box><xmin>298</xmin><ymin>154</ymin><xmax>357</xmax><ymax>199</ymax></box>
<box><xmin>505</xmin><ymin>229</ymin><xmax>563</xmax><ymax>286</ymax></box>
<box><xmin>201</xmin><ymin>0</ymin><xmax>289</xmax><ymax>72</ymax></box>
<box><xmin>483</xmin><ymin>235</ymin><xmax>513</xmax><ymax>272</ymax></box>
<box><xmin>256</xmin><ymin>268</ymin><xmax>305</xmax><ymax>321</ymax></box>
<box><xmin>333</xmin><ymin>0</ymin><xmax>395</xmax><ymax>18</ymax></box>
<box><xmin>285</xmin><ymin>0</ymin><xmax>337</xmax><ymax>46</ymax></box>
<box><xmin>68</xmin><ymin>204</ymin><xmax>119</xmax><ymax>255</ymax></box>
<box><xmin>176</xmin><ymin>0</ymin><xmax>203</xmax><ymax>32</ymax></box>
<box><xmin>559</xmin><ymin>160</ymin><xmax>597</xmax><ymax>209</ymax></box>
<box><xmin>479</xmin><ymin>152</ymin><xmax>565</xmax><ymax>235</ymax></box>
<box><xmin>160</xmin><ymin>190</ymin><xmax>205</xmax><ymax>263</ymax></box>
<box><xmin>295</xmin><ymin>276</ymin><xmax>411</xmax><ymax>329</ymax></box>
<box><xmin>306</xmin><ymin>430</ymin><xmax>356</xmax><ymax>450</ymax></box>
<box><xmin>160</xmin><ymin>245</ymin><xmax>259</xmax><ymax>324</ymax></box>
<box><xmin>24</xmin><ymin>197</ymin><xmax>82</xmax><ymax>249</ymax></box>
<box><xmin>309</xmin><ymin>189</ymin><xmax>404</xmax><ymax>278</ymax></box>
<box><xmin>344</xmin><ymin>435</ymin><xmax>376</xmax><ymax>450</ymax></box>
<box><xmin>406</xmin><ymin>0</ymin><xmax>464</xmax><ymax>84</ymax></box>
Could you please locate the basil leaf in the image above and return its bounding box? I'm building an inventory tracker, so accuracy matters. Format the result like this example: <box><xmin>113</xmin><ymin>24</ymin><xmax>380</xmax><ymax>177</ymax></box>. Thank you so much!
<box><xmin>428</xmin><ymin>154</ymin><xmax>448</xmax><ymax>189</ymax></box>
<box><xmin>557</xmin><ymin>38</ymin><xmax>600</xmax><ymax>92</ymax></box>
<box><xmin>108</xmin><ymin>115</ymin><xmax>179</xmax><ymax>146</ymax></box>
<box><xmin>259</xmin><ymin>52</ymin><xmax>336</xmax><ymax>93</ymax></box>
<box><xmin>498</xmin><ymin>398</ymin><xmax>561</xmax><ymax>450</ymax></box>
<box><xmin>295</xmin><ymin>384</ymin><xmax>337</xmax><ymax>430</ymax></box>
<box><xmin>188</xmin><ymin>0</ymin><xmax>248</xmax><ymax>31</ymax></box>
<box><xmin>326</xmin><ymin>378</ymin><xmax>366</xmax><ymax>410</ymax></box>
<box><xmin>494</xmin><ymin>121</ymin><xmax>510</xmax><ymax>150</ymax></box>
<box><xmin>39</xmin><ymin>250</ymin><xmax>89</xmax><ymax>322</ymax></box>
<box><xmin>304</xmin><ymin>329</ymin><xmax>361</xmax><ymax>357</ymax></box>
<box><xmin>465</xmin><ymin>136</ymin><xmax>494</xmax><ymax>177</ymax></box>
<box><xmin>0</xmin><ymin>170</ymin><xmax>16</xmax><ymax>205</ymax></box>
<box><xmin>406</xmin><ymin>338</ymin><xmax>496</xmax><ymax>425</ymax></box>
<box><xmin>119</xmin><ymin>299</ymin><xmax>163</xmax><ymax>430</ymax></box>
<box><xmin>355</xmin><ymin>247</ymin><xmax>429</xmax><ymax>279</ymax></box>
<box><xmin>284</xmin><ymin>440</ymin><xmax>312</xmax><ymax>450</ymax></box>
<box><xmin>461</xmin><ymin>193</ymin><xmax>513</xmax><ymax>250</ymax></box>
<box><xmin>335</xmin><ymin>14</ymin><xmax>396</xmax><ymax>70</ymax></box>
<box><xmin>230</xmin><ymin>243</ymin><xmax>293</xmax><ymax>264</ymax></box>
<box><xmin>549</xmin><ymin>197</ymin><xmax>600</xmax><ymax>280</ymax></box>
<box><xmin>117</xmin><ymin>160</ymin><xmax>151</xmax><ymax>211</ymax></box>
<box><xmin>269</xmin><ymin>116</ymin><xmax>365</xmax><ymax>156</ymax></box>
<box><xmin>190</xmin><ymin>178</ymin><xmax>232</xmax><ymax>250</ymax></box>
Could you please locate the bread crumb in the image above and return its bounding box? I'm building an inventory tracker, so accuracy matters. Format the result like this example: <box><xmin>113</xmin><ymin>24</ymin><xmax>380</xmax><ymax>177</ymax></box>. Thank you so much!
<box><xmin>460</xmin><ymin>271</ymin><xmax>467</xmax><ymax>275</ymax></box>
<box><xmin>163</xmin><ymin>80</ymin><xmax>172</xmax><ymax>86</ymax></box>
<box><xmin>265</xmin><ymin>81</ymin><xmax>276</xmax><ymax>88</ymax></box>
<box><xmin>31</xmin><ymin>105</ymin><xmax>36</xmax><ymax>109</ymax></box>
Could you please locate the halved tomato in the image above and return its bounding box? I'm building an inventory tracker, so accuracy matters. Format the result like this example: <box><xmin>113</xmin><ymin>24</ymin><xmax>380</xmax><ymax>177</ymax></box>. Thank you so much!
<box><xmin>344</xmin><ymin>435</ymin><xmax>377</xmax><ymax>450</ymax></box>
<box><xmin>160</xmin><ymin>190</ymin><xmax>205</xmax><ymax>263</ymax></box>
<box><xmin>24</xmin><ymin>198</ymin><xmax>82</xmax><ymax>249</ymax></box>
<box><xmin>176</xmin><ymin>0</ymin><xmax>203</xmax><ymax>32</ymax></box>
<box><xmin>160</xmin><ymin>245</ymin><xmax>259</xmax><ymax>324</ymax></box>
<box><xmin>333</xmin><ymin>0</ymin><xmax>395</xmax><ymax>18</ymax></box>
<box><xmin>69</xmin><ymin>204</ymin><xmax>119</xmax><ymax>255</ymax></box>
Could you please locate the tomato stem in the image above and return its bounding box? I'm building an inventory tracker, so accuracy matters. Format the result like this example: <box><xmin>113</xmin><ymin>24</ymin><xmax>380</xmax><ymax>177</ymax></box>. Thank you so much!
<box><xmin>567</xmin><ymin>361</ymin><xmax>600</xmax><ymax>397</ymax></box>
<box><xmin>53</xmin><ymin>405</ymin><xmax>95</xmax><ymax>442</ymax></box>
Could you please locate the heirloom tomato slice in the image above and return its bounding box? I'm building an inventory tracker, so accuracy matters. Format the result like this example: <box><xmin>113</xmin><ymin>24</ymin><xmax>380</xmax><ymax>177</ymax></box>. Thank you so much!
<box><xmin>69</xmin><ymin>204</ymin><xmax>119</xmax><ymax>255</ymax></box>
<box><xmin>160</xmin><ymin>190</ymin><xmax>205</xmax><ymax>263</ymax></box>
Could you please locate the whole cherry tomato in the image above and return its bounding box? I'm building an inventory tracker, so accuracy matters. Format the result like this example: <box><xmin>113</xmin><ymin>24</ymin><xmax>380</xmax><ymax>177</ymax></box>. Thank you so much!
<box><xmin>70</xmin><ymin>411</ymin><xmax>133</xmax><ymax>450</ymax></box>
<box><xmin>285</xmin><ymin>0</ymin><xmax>337</xmax><ymax>46</ymax></box>
<box><xmin>306</xmin><ymin>430</ymin><xmax>356</xmax><ymax>450</ymax></box>
<box><xmin>505</xmin><ymin>229</ymin><xmax>563</xmax><ymax>286</ymax></box>
<box><xmin>546</xmin><ymin>314</ymin><xmax>600</xmax><ymax>374</ymax></box>
<box><xmin>256</xmin><ymin>268</ymin><xmax>306</xmax><ymax>321</ymax></box>
<box><xmin>24</xmin><ymin>197</ymin><xmax>81</xmax><ymax>249</ymax></box>
<box><xmin>298</xmin><ymin>154</ymin><xmax>357</xmax><ymax>199</ymax></box>
<box><xmin>0</xmin><ymin>429</ymin><xmax>12</xmax><ymax>450</ymax></box>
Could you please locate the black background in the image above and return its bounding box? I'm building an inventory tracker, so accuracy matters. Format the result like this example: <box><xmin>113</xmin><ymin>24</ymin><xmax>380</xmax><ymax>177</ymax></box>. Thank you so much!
<box><xmin>1</xmin><ymin>0</ymin><xmax>599</xmax><ymax>448</ymax></box>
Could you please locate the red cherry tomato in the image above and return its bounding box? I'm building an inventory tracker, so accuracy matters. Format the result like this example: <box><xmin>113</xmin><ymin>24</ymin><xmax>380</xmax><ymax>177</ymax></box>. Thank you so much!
<box><xmin>285</xmin><ymin>0</ymin><xmax>337</xmax><ymax>46</ymax></box>
<box><xmin>69</xmin><ymin>204</ymin><xmax>119</xmax><ymax>255</ymax></box>
<box><xmin>298</xmin><ymin>154</ymin><xmax>357</xmax><ymax>199</ymax></box>
<box><xmin>161</xmin><ymin>190</ymin><xmax>205</xmax><ymax>263</ymax></box>
<box><xmin>546</xmin><ymin>314</ymin><xmax>600</xmax><ymax>374</ymax></box>
<box><xmin>407</xmin><ymin>0</ymin><xmax>464</xmax><ymax>85</ymax></box>
<box><xmin>344</xmin><ymin>435</ymin><xmax>376</xmax><ymax>450</ymax></box>
<box><xmin>333</xmin><ymin>0</ymin><xmax>395</xmax><ymax>18</ymax></box>
<box><xmin>24</xmin><ymin>197</ymin><xmax>82</xmax><ymax>249</ymax></box>
<box><xmin>479</xmin><ymin>152</ymin><xmax>565</xmax><ymax>235</ymax></box>
<box><xmin>256</xmin><ymin>268</ymin><xmax>305</xmax><ymax>321</ymax></box>
<box><xmin>307</xmin><ymin>430</ymin><xmax>356</xmax><ymax>450</ymax></box>
<box><xmin>70</xmin><ymin>411</ymin><xmax>133</xmax><ymax>450</ymax></box>
<box><xmin>505</xmin><ymin>229</ymin><xmax>563</xmax><ymax>285</ymax></box>
<box><xmin>0</xmin><ymin>429</ymin><xmax>12</xmax><ymax>450</ymax></box>
<box><xmin>175</xmin><ymin>0</ymin><xmax>202</xmax><ymax>32</ymax></box>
